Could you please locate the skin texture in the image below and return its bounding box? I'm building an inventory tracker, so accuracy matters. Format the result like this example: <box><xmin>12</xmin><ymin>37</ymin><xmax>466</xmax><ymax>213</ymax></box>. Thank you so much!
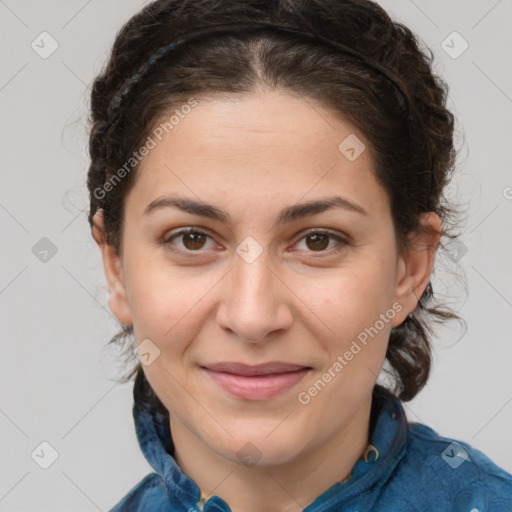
<box><xmin>93</xmin><ymin>89</ymin><xmax>442</xmax><ymax>512</ymax></box>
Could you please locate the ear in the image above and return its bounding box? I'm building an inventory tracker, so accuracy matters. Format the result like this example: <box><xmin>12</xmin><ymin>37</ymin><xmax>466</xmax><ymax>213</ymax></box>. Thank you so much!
<box><xmin>91</xmin><ymin>210</ymin><xmax>132</xmax><ymax>325</ymax></box>
<box><xmin>391</xmin><ymin>212</ymin><xmax>443</xmax><ymax>327</ymax></box>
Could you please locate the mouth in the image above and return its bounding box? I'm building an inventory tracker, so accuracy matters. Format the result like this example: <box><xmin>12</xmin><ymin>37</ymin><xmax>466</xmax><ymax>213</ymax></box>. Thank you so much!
<box><xmin>201</xmin><ymin>362</ymin><xmax>312</xmax><ymax>401</ymax></box>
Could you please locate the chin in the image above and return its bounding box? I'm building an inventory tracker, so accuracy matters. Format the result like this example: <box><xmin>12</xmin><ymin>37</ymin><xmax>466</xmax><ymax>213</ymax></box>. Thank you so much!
<box><xmin>209</xmin><ymin>427</ymin><xmax>306</xmax><ymax>468</ymax></box>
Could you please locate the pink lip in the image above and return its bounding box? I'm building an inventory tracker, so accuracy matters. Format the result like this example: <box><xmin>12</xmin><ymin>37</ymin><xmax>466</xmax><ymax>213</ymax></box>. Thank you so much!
<box><xmin>202</xmin><ymin>362</ymin><xmax>311</xmax><ymax>400</ymax></box>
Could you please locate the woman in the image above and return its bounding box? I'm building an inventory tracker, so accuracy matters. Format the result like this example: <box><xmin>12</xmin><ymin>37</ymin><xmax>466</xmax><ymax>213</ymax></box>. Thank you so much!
<box><xmin>87</xmin><ymin>0</ymin><xmax>512</xmax><ymax>510</ymax></box>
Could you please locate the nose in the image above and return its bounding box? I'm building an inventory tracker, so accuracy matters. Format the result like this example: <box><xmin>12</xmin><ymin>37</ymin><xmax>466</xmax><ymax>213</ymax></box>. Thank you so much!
<box><xmin>216</xmin><ymin>249</ymin><xmax>294</xmax><ymax>344</ymax></box>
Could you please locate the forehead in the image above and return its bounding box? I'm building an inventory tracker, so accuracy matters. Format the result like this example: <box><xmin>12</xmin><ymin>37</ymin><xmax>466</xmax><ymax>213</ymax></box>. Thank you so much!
<box><xmin>125</xmin><ymin>90</ymin><xmax>390</xmax><ymax>220</ymax></box>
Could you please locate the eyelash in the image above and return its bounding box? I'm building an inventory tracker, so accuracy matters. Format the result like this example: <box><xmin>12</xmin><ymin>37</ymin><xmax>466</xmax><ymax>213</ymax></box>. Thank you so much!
<box><xmin>163</xmin><ymin>227</ymin><xmax>349</xmax><ymax>258</ymax></box>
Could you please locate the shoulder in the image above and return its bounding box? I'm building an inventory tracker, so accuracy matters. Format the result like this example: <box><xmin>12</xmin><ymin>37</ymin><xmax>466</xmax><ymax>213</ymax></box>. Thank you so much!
<box><xmin>108</xmin><ymin>473</ymin><xmax>171</xmax><ymax>512</ymax></box>
<box><xmin>386</xmin><ymin>421</ymin><xmax>512</xmax><ymax>511</ymax></box>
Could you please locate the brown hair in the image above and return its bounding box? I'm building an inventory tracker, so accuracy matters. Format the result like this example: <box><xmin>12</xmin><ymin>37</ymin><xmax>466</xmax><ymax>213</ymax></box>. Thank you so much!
<box><xmin>87</xmin><ymin>0</ymin><xmax>465</xmax><ymax>409</ymax></box>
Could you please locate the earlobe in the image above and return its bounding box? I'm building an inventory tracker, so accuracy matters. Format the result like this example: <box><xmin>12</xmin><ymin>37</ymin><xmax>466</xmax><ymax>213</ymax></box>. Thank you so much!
<box><xmin>91</xmin><ymin>210</ymin><xmax>133</xmax><ymax>325</ymax></box>
<box><xmin>391</xmin><ymin>212</ymin><xmax>442</xmax><ymax>327</ymax></box>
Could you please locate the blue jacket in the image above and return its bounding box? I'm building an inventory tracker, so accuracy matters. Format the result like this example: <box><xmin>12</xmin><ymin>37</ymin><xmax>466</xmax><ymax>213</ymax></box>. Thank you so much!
<box><xmin>109</xmin><ymin>384</ymin><xmax>512</xmax><ymax>511</ymax></box>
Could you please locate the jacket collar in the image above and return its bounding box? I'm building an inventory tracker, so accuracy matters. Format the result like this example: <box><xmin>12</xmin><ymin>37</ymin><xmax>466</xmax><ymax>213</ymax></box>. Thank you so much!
<box><xmin>132</xmin><ymin>378</ymin><xmax>408</xmax><ymax>511</ymax></box>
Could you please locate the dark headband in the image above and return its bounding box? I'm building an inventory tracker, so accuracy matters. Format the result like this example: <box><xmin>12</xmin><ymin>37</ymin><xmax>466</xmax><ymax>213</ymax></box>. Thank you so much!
<box><xmin>106</xmin><ymin>22</ymin><xmax>432</xmax><ymax>185</ymax></box>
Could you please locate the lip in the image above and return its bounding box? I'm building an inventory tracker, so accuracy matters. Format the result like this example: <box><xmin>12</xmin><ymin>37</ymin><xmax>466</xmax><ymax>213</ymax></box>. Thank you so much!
<box><xmin>201</xmin><ymin>362</ymin><xmax>311</xmax><ymax>400</ymax></box>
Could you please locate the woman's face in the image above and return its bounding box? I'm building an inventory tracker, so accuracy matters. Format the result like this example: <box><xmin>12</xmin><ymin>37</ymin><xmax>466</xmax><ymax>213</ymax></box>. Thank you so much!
<box><xmin>95</xmin><ymin>90</ymin><xmax>438</xmax><ymax>466</ymax></box>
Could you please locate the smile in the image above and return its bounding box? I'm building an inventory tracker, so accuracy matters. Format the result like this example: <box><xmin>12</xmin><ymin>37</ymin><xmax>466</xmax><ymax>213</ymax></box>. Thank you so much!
<box><xmin>201</xmin><ymin>362</ymin><xmax>311</xmax><ymax>400</ymax></box>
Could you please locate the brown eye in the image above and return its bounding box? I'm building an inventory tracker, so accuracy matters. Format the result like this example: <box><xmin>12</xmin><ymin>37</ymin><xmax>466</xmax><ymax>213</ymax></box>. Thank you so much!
<box><xmin>294</xmin><ymin>230</ymin><xmax>349</xmax><ymax>255</ymax></box>
<box><xmin>181</xmin><ymin>231</ymin><xmax>207</xmax><ymax>250</ymax></box>
<box><xmin>164</xmin><ymin>228</ymin><xmax>216</xmax><ymax>253</ymax></box>
<box><xmin>305</xmin><ymin>233</ymin><xmax>330</xmax><ymax>251</ymax></box>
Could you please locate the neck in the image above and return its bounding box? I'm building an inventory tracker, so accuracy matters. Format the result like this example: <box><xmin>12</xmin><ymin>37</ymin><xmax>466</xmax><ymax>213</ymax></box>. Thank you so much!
<box><xmin>170</xmin><ymin>394</ymin><xmax>372</xmax><ymax>512</ymax></box>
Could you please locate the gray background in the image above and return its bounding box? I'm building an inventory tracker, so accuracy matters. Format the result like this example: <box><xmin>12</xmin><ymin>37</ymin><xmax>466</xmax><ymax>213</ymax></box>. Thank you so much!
<box><xmin>1</xmin><ymin>0</ymin><xmax>511</xmax><ymax>510</ymax></box>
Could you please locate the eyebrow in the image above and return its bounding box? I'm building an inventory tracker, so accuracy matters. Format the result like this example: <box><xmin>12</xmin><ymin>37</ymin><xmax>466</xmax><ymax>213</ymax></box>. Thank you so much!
<box><xmin>143</xmin><ymin>194</ymin><xmax>368</xmax><ymax>225</ymax></box>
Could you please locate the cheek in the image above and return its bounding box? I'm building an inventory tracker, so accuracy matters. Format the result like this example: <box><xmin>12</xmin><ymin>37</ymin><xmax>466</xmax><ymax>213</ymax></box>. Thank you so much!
<box><xmin>294</xmin><ymin>254</ymin><xmax>396</xmax><ymax>378</ymax></box>
<box><xmin>296</xmin><ymin>256</ymin><xmax>396</xmax><ymax>331</ymax></box>
<box><xmin>124</xmin><ymin>251</ymin><xmax>216</xmax><ymax>353</ymax></box>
